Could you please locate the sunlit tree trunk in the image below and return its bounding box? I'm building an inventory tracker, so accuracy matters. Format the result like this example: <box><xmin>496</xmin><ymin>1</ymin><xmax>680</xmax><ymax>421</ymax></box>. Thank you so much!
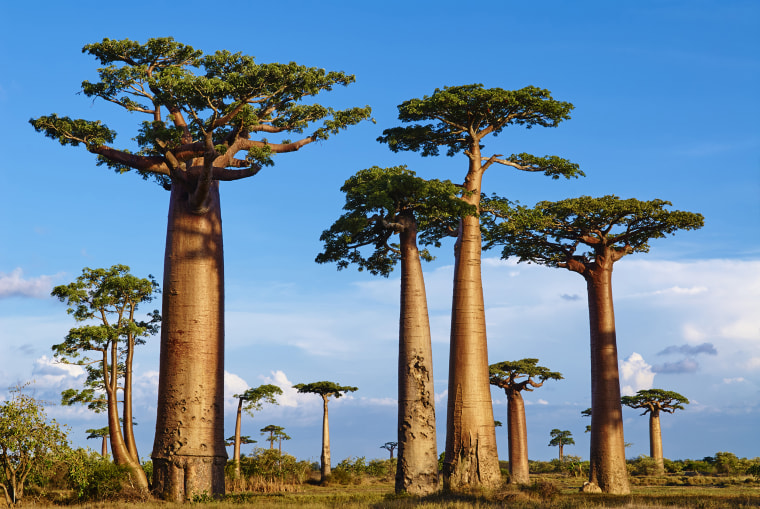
<box><xmin>123</xmin><ymin>333</ymin><xmax>139</xmax><ymax>463</ymax></box>
<box><xmin>586</xmin><ymin>263</ymin><xmax>630</xmax><ymax>494</ymax></box>
<box><xmin>396</xmin><ymin>212</ymin><xmax>439</xmax><ymax>495</ymax></box>
<box><xmin>102</xmin><ymin>436</ymin><xmax>108</xmax><ymax>456</ymax></box>
<box><xmin>321</xmin><ymin>395</ymin><xmax>331</xmax><ymax>481</ymax></box>
<box><xmin>444</xmin><ymin>149</ymin><xmax>501</xmax><ymax>489</ymax></box>
<box><xmin>507</xmin><ymin>390</ymin><xmax>530</xmax><ymax>484</ymax></box>
<box><xmin>151</xmin><ymin>180</ymin><xmax>227</xmax><ymax>501</ymax></box>
<box><xmin>649</xmin><ymin>410</ymin><xmax>665</xmax><ymax>475</ymax></box>
<box><xmin>233</xmin><ymin>398</ymin><xmax>243</xmax><ymax>479</ymax></box>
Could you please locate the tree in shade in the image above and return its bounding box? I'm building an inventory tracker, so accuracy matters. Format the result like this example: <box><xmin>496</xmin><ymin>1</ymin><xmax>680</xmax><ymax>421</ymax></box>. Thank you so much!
<box><xmin>378</xmin><ymin>84</ymin><xmax>581</xmax><ymax>489</ymax></box>
<box><xmin>622</xmin><ymin>389</ymin><xmax>688</xmax><ymax>475</ymax></box>
<box><xmin>231</xmin><ymin>385</ymin><xmax>282</xmax><ymax>478</ymax></box>
<box><xmin>548</xmin><ymin>429</ymin><xmax>575</xmax><ymax>461</ymax></box>
<box><xmin>489</xmin><ymin>359</ymin><xmax>563</xmax><ymax>484</ymax></box>
<box><xmin>294</xmin><ymin>382</ymin><xmax>357</xmax><ymax>482</ymax></box>
<box><xmin>31</xmin><ymin>37</ymin><xmax>370</xmax><ymax>500</ymax></box>
<box><xmin>317</xmin><ymin>166</ymin><xmax>471</xmax><ymax>494</ymax></box>
<box><xmin>483</xmin><ymin>195</ymin><xmax>703</xmax><ymax>494</ymax></box>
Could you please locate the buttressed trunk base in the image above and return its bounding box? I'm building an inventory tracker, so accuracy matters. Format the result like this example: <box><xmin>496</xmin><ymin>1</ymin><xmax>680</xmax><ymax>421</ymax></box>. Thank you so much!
<box><xmin>151</xmin><ymin>180</ymin><xmax>227</xmax><ymax>501</ymax></box>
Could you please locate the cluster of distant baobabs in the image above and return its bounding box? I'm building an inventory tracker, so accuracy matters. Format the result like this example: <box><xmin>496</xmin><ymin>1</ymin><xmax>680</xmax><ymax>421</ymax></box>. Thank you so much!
<box><xmin>29</xmin><ymin>37</ymin><xmax>703</xmax><ymax>501</ymax></box>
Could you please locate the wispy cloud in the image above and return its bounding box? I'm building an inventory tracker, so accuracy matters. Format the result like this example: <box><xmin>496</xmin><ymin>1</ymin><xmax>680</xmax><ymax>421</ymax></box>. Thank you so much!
<box><xmin>657</xmin><ymin>342</ymin><xmax>717</xmax><ymax>356</ymax></box>
<box><xmin>653</xmin><ymin>358</ymin><xmax>699</xmax><ymax>374</ymax></box>
<box><xmin>0</xmin><ymin>268</ymin><xmax>60</xmax><ymax>299</ymax></box>
<box><xmin>560</xmin><ymin>294</ymin><xmax>581</xmax><ymax>301</ymax></box>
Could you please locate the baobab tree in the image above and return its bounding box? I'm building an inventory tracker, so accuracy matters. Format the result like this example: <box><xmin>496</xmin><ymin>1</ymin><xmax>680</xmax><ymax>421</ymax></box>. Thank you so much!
<box><xmin>622</xmin><ymin>389</ymin><xmax>689</xmax><ymax>475</ymax></box>
<box><xmin>260</xmin><ymin>425</ymin><xmax>291</xmax><ymax>454</ymax></box>
<box><xmin>317</xmin><ymin>166</ymin><xmax>472</xmax><ymax>494</ymax></box>
<box><xmin>294</xmin><ymin>381</ymin><xmax>357</xmax><ymax>482</ymax></box>
<box><xmin>31</xmin><ymin>37</ymin><xmax>371</xmax><ymax>500</ymax></box>
<box><xmin>52</xmin><ymin>265</ymin><xmax>159</xmax><ymax>492</ymax></box>
<box><xmin>86</xmin><ymin>427</ymin><xmax>110</xmax><ymax>456</ymax></box>
<box><xmin>548</xmin><ymin>429</ymin><xmax>575</xmax><ymax>461</ymax></box>
<box><xmin>378</xmin><ymin>84</ymin><xmax>581</xmax><ymax>489</ymax></box>
<box><xmin>489</xmin><ymin>359</ymin><xmax>563</xmax><ymax>484</ymax></box>
<box><xmin>483</xmin><ymin>195</ymin><xmax>703</xmax><ymax>494</ymax></box>
<box><xmin>381</xmin><ymin>442</ymin><xmax>399</xmax><ymax>460</ymax></box>
<box><xmin>231</xmin><ymin>385</ymin><xmax>282</xmax><ymax>479</ymax></box>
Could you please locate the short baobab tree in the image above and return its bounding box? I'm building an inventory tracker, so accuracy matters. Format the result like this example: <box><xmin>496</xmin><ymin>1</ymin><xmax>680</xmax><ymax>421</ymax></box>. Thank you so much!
<box><xmin>260</xmin><ymin>425</ymin><xmax>291</xmax><ymax>454</ymax></box>
<box><xmin>294</xmin><ymin>381</ymin><xmax>357</xmax><ymax>482</ymax></box>
<box><xmin>622</xmin><ymin>389</ymin><xmax>688</xmax><ymax>475</ymax></box>
<box><xmin>86</xmin><ymin>427</ymin><xmax>110</xmax><ymax>456</ymax></box>
<box><xmin>231</xmin><ymin>385</ymin><xmax>282</xmax><ymax>478</ymax></box>
<box><xmin>548</xmin><ymin>429</ymin><xmax>575</xmax><ymax>461</ymax></box>
<box><xmin>381</xmin><ymin>441</ymin><xmax>399</xmax><ymax>460</ymax></box>
<box><xmin>489</xmin><ymin>359</ymin><xmax>563</xmax><ymax>484</ymax></box>
<box><xmin>483</xmin><ymin>195</ymin><xmax>703</xmax><ymax>494</ymax></box>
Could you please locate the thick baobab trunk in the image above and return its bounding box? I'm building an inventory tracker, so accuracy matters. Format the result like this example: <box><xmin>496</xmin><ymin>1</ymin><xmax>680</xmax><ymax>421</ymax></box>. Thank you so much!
<box><xmin>396</xmin><ymin>213</ymin><xmax>439</xmax><ymax>495</ymax></box>
<box><xmin>151</xmin><ymin>180</ymin><xmax>227</xmax><ymax>501</ymax></box>
<box><xmin>443</xmin><ymin>156</ymin><xmax>501</xmax><ymax>489</ymax></box>
<box><xmin>649</xmin><ymin>411</ymin><xmax>665</xmax><ymax>475</ymax></box>
<box><xmin>233</xmin><ymin>399</ymin><xmax>243</xmax><ymax>479</ymax></box>
<box><xmin>321</xmin><ymin>395</ymin><xmax>331</xmax><ymax>481</ymax></box>
<box><xmin>506</xmin><ymin>390</ymin><xmax>530</xmax><ymax>484</ymax></box>
<box><xmin>586</xmin><ymin>265</ymin><xmax>630</xmax><ymax>494</ymax></box>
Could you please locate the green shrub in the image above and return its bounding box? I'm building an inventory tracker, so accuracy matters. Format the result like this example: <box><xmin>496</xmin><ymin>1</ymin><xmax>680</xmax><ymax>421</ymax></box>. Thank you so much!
<box><xmin>520</xmin><ymin>479</ymin><xmax>560</xmax><ymax>500</ymax></box>
<box><xmin>629</xmin><ymin>455</ymin><xmax>658</xmax><ymax>476</ymax></box>
<box><xmin>65</xmin><ymin>448</ymin><xmax>130</xmax><ymax>501</ymax></box>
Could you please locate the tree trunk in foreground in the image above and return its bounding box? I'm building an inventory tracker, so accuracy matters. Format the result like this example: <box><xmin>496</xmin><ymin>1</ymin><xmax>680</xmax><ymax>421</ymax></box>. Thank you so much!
<box><xmin>152</xmin><ymin>180</ymin><xmax>227</xmax><ymax>501</ymax></box>
<box><xmin>586</xmin><ymin>264</ymin><xmax>630</xmax><ymax>494</ymax></box>
<box><xmin>649</xmin><ymin>411</ymin><xmax>665</xmax><ymax>475</ymax></box>
<box><xmin>396</xmin><ymin>213</ymin><xmax>439</xmax><ymax>495</ymax></box>
<box><xmin>443</xmin><ymin>212</ymin><xmax>501</xmax><ymax>489</ymax></box>
<box><xmin>321</xmin><ymin>395</ymin><xmax>331</xmax><ymax>482</ymax></box>
<box><xmin>507</xmin><ymin>390</ymin><xmax>530</xmax><ymax>484</ymax></box>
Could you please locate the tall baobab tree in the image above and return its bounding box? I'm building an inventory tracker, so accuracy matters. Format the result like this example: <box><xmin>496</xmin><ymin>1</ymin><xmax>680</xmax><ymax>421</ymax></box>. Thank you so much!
<box><xmin>489</xmin><ymin>359</ymin><xmax>563</xmax><ymax>484</ymax></box>
<box><xmin>317</xmin><ymin>166</ymin><xmax>472</xmax><ymax>494</ymax></box>
<box><xmin>548</xmin><ymin>429</ymin><xmax>575</xmax><ymax>461</ymax></box>
<box><xmin>31</xmin><ymin>37</ymin><xmax>371</xmax><ymax>500</ymax></box>
<box><xmin>378</xmin><ymin>84</ymin><xmax>581</xmax><ymax>489</ymax></box>
<box><xmin>52</xmin><ymin>265</ymin><xmax>159</xmax><ymax>492</ymax></box>
<box><xmin>231</xmin><ymin>385</ymin><xmax>282</xmax><ymax>479</ymax></box>
<box><xmin>622</xmin><ymin>389</ymin><xmax>689</xmax><ymax>475</ymax></box>
<box><xmin>294</xmin><ymin>381</ymin><xmax>357</xmax><ymax>482</ymax></box>
<box><xmin>483</xmin><ymin>195</ymin><xmax>703</xmax><ymax>494</ymax></box>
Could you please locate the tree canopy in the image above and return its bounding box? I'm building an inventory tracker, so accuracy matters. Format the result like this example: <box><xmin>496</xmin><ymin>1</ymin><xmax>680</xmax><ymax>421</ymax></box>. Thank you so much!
<box><xmin>234</xmin><ymin>384</ymin><xmax>283</xmax><ymax>418</ymax></box>
<box><xmin>30</xmin><ymin>37</ymin><xmax>372</xmax><ymax>203</ymax></box>
<box><xmin>483</xmin><ymin>195</ymin><xmax>705</xmax><ymax>272</ymax></box>
<box><xmin>489</xmin><ymin>359</ymin><xmax>563</xmax><ymax>393</ymax></box>
<box><xmin>294</xmin><ymin>381</ymin><xmax>358</xmax><ymax>399</ymax></box>
<box><xmin>548</xmin><ymin>429</ymin><xmax>575</xmax><ymax>448</ymax></box>
<box><xmin>622</xmin><ymin>389</ymin><xmax>689</xmax><ymax>416</ymax></box>
<box><xmin>316</xmin><ymin>166</ymin><xmax>474</xmax><ymax>276</ymax></box>
<box><xmin>377</xmin><ymin>84</ymin><xmax>581</xmax><ymax>178</ymax></box>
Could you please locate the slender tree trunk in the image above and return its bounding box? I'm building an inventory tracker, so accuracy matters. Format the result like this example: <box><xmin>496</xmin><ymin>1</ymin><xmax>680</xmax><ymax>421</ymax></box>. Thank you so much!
<box><xmin>507</xmin><ymin>390</ymin><xmax>530</xmax><ymax>484</ymax></box>
<box><xmin>102</xmin><ymin>436</ymin><xmax>108</xmax><ymax>456</ymax></box>
<box><xmin>321</xmin><ymin>395</ymin><xmax>331</xmax><ymax>482</ymax></box>
<box><xmin>586</xmin><ymin>264</ymin><xmax>630</xmax><ymax>494</ymax></box>
<box><xmin>396</xmin><ymin>212</ymin><xmax>439</xmax><ymax>495</ymax></box>
<box><xmin>443</xmin><ymin>151</ymin><xmax>501</xmax><ymax>490</ymax></box>
<box><xmin>151</xmin><ymin>180</ymin><xmax>227</xmax><ymax>501</ymax></box>
<box><xmin>558</xmin><ymin>443</ymin><xmax>564</xmax><ymax>462</ymax></box>
<box><xmin>649</xmin><ymin>410</ymin><xmax>665</xmax><ymax>475</ymax></box>
<box><xmin>233</xmin><ymin>398</ymin><xmax>243</xmax><ymax>479</ymax></box>
<box><xmin>106</xmin><ymin>376</ymin><xmax>150</xmax><ymax>491</ymax></box>
<box><xmin>123</xmin><ymin>335</ymin><xmax>140</xmax><ymax>463</ymax></box>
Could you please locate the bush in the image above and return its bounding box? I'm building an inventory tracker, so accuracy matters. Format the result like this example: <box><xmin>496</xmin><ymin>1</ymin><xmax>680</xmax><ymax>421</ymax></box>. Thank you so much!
<box><xmin>628</xmin><ymin>455</ymin><xmax>659</xmax><ymax>476</ymax></box>
<box><xmin>65</xmin><ymin>448</ymin><xmax>131</xmax><ymax>501</ymax></box>
<box><xmin>520</xmin><ymin>479</ymin><xmax>560</xmax><ymax>500</ymax></box>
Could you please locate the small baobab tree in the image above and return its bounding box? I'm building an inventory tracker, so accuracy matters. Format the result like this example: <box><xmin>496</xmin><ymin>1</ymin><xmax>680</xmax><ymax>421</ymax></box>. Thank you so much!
<box><xmin>489</xmin><ymin>359</ymin><xmax>563</xmax><ymax>484</ymax></box>
<box><xmin>231</xmin><ymin>385</ymin><xmax>282</xmax><ymax>479</ymax></box>
<box><xmin>548</xmin><ymin>429</ymin><xmax>575</xmax><ymax>461</ymax></box>
<box><xmin>379</xmin><ymin>84</ymin><xmax>581</xmax><ymax>490</ymax></box>
<box><xmin>483</xmin><ymin>195</ymin><xmax>703</xmax><ymax>494</ymax></box>
<box><xmin>381</xmin><ymin>441</ymin><xmax>399</xmax><ymax>459</ymax></box>
<box><xmin>294</xmin><ymin>381</ymin><xmax>357</xmax><ymax>482</ymax></box>
<box><xmin>260</xmin><ymin>425</ymin><xmax>291</xmax><ymax>454</ymax></box>
<box><xmin>622</xmin><ymin>389</ymin><xmax>689</xmax><ymax>475</ymax></box>
<box><xmin>31</xmin><ymin>37</ymin><xmax>371</xmax><ymax>501</ymax></box>
<box><xmin>317</xmin><ymin>166</ymin><xmax>471</xmax><ymax>494</ymax></box>
<box><xmin>86</xmin><ymin>426</ymin><xmax>110</xmax><ymax>456</ymax></box>
<box><xmin>52</xmin><ymin>265</ymin><xmax>159</xmax><ymax>492</ymax></box>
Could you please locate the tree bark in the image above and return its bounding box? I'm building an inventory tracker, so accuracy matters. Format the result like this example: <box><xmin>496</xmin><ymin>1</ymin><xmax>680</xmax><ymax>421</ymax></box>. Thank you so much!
<box><xmin>320</xmin><ymin>395</ymin><xmax>331</xmax><ymax>482</ymax></box>
<box><xmin>506</xmin><ymin>390</ymin><xmax>530</xmax><ymax>484</ymax></box>
<box><xmin>443</xmin><ymin>147</ymin><xmax>501</xmax><ymax>490</ymax></box>
<box><xmin>586</xmin><ymin>263</ymin><xmax>630</xmax><ymax>494</ymax></box>
<box><xmin>106</xmin><ymin>375</ymin><xmax>150</xmax><ymax>491</ymax></box>
<box><xmin>649</xmin><ymin>410</ymin><xmax>665</xmax><ymax>475</ymax></box>
<box><xmin>233</xmin><ymin>398</ymin><xmax>243</xmax><ymax>479</ymax></box>
<box><xmin>395</xmin><ymin>212</ymin><xmax>439</xmax><ymax>495</ymax></box>
<box><xmin>123</xmin><ymin>334</ymin><xmax>140</xmax><ymax>463</ymax></box>
<box><xmin>151</xmin><ymin>180</ymin><xmax>227</xmax><ymax>501</ymax></box>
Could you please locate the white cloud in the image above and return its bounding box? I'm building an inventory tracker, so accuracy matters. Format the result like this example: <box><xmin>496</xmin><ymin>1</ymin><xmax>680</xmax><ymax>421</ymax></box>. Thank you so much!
<box><xmin>653</xmin><ymin>286</ymin><xmax>708</xmax><ymax>296</ymax></box>
<box><xmin>30</xmin><ymin>355</ymin><xmax>85</xmax><ymax>390</ymax></box>
<box><xmin>722</xmin><ymin>377</ymin><xmax>745</xmax><ymax>384</ymax></box>
<box><xmin>619</xmin><ymin>353</ymin><xmax>655</xmax><ymax>396</ymax></box>
<box><xmin>0</xmin><ymin>268</ymin><xmax>59</xmax><ymax>298</ymax></box>
<box><xmin>435</xmin><ymin>389</ymin><xmax>448</xmax><ymax>404</ymax></box>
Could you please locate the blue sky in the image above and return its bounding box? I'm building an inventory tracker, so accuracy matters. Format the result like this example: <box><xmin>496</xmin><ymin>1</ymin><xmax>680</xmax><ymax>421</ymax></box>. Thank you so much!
<box><xmin>1</xmin><ymin>1</ymin><xmax>759</xmax><ymax>466</ymax></box>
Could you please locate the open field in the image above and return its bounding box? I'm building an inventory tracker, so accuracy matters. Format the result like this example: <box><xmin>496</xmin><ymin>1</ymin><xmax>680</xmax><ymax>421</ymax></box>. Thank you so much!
<box><xmin>23</xmin><ymin>474</ymin><xmax>760</xmax><ymax>509</ymax></box>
